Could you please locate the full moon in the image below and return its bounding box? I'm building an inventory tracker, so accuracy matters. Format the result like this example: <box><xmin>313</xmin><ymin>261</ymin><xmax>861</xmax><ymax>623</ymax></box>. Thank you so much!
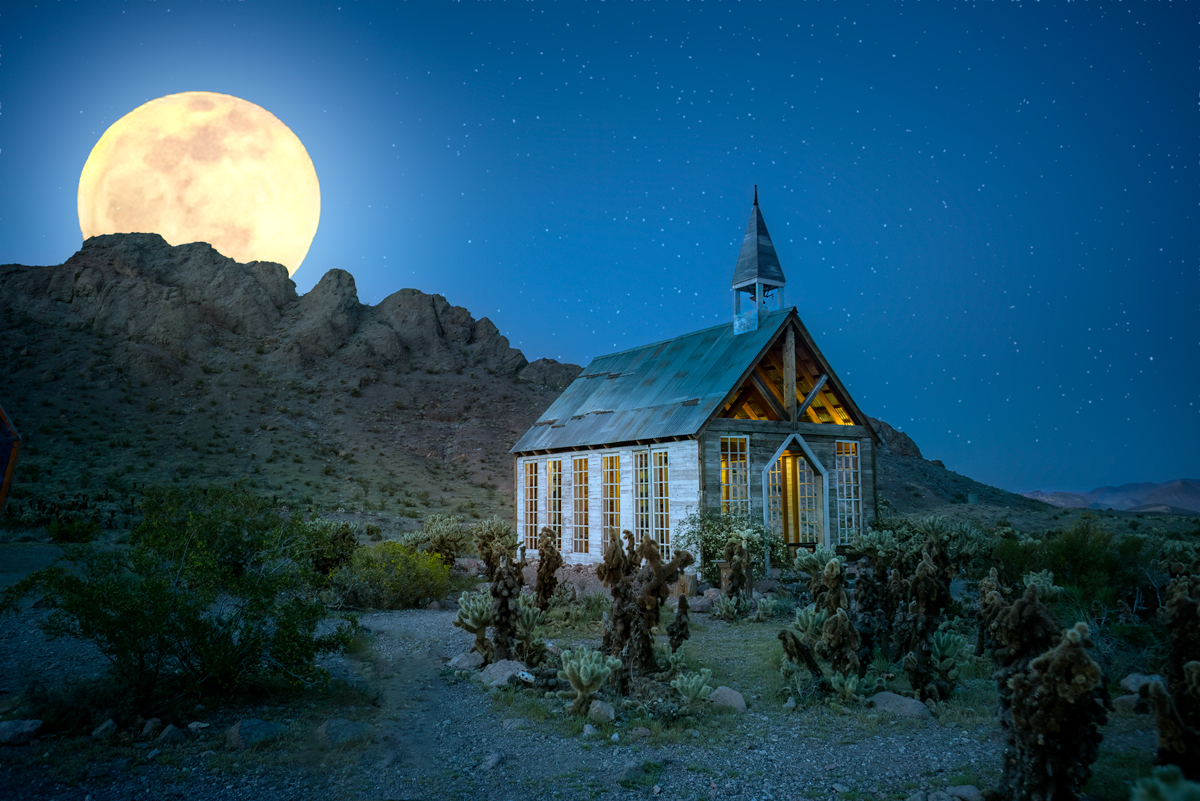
<box><xmin>78</xmin><ymin>91</ymin><xmax>320</xmax><ymax>275</ymax></box>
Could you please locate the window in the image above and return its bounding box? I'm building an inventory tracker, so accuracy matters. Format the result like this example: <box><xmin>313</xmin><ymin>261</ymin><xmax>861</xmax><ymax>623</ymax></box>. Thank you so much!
<box><xmin>652</xmin><ymin>450</ymin><xmax>670</xmax><ymax>557</ymax></box>
<box><xmin>835</xmin><ymin>441</ymin><xmax>862</xmax><ymax>544</ymax></box>
<box><xmin>572</xmin><ymin>457</ymin><xmax>589</xmax><ymax>554</ymax></box>
<box><xmin>547</xmin><ymin>460</ymin><xmax>563</xmax><ymax>551</ymax></box>
<box><xmin>523</xmin><ymin>461</ymin><xmax>538</xmax><ymax>551</ymax></box>
<box><xmin>602</xmin><ymin>454</ymin><xmax>621</xmax><ymax>553</ymax></box>
<box><xmin>720</xmin><ymin>436</ymin><xmax>750</xmax><ymax>515</ymax></box>
<box><xmin>795</xmin><ymin>458</ymin><xmax>820</xmax><ymax>545</ymax></box>
<box><xmin>634</xmin><ymin>451</ymin><xmax>651</xmax><ymax>542</ymax></box>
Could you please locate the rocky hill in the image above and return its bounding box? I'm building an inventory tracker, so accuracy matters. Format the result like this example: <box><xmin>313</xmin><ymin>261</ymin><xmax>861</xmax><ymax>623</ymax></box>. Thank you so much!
<box><xmin>0</xmin><ymin>234</ymin><xmax>579</xmax><ymax>527</ymax></box>
<box><xmin>4</xmin><ymin>233</ymin><xmax>1171</xmax><ymax>537</ymax></box>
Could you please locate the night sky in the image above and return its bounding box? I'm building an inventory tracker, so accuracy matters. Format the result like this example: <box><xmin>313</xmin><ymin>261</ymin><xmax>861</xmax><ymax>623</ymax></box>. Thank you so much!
<box><xmin>2</xmin><ymin>1</ymin><xmax>1196</xmax><ymax>495</ymax></box>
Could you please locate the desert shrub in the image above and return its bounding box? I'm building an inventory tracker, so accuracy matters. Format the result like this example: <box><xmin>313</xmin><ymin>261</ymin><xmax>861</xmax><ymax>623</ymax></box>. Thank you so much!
<box><xmin>673</xmin><ymin>510</ymin><xmax>785</xmax><ymax>586</ymax></box>
<box><xmin>396</xmin><ymin>513</ymin><xmax>471</xmax><ymax>566</ymax></box>
<box><xmin>325</xmin><ymin>541</ymin><xmax>449</xmax><ymax>610</ymax></box>
<box><xmin>47</xmin><ymin>513</ymin><xmax>101</xmax><ymax>543</ymax></box>
<box><xmin>304</xmin><ymin>518</ymin><xmax>359</xmax><ymax>583</ymax></box>
<box><xmin>2</xmin><ymin>484</ymin><xmax>355</xmax><ymax>704</ymax></box>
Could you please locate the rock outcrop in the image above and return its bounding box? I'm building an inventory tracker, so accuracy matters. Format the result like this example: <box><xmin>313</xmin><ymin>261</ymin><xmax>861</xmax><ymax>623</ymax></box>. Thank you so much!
<box><xmin>0</xmin><ymin>233</ymin><xmax>562</xmax><ymax>382</ymax></box>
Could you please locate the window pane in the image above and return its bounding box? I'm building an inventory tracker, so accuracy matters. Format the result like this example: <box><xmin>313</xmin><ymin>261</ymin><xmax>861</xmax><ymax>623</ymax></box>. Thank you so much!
<box><xmin>573</xmin><ymin>457</ymin><xmax>589</xmax><ymax>554</ymax></box>
<box><xmin>602</xmin><ymin>455</ymin><xmax>621</xmax><ymax>553</ymax></box>
<box><xmin>719</xmin><ymin>436</ymin><xmax>750</xmax><ymax>515</ymax></box>
<box><xmin>523</xmin><ymin>461</ymin><xmax>539</xmax><ymax>551</ymax></box>
<box><xmin>547</xmin><ymin>460</ymin><xmax>562</xmax><ymax>552</ymax></box>
<box><xmin>652</xmin><ymin>450</ymin><xmax>670</xmax><ymax>558</ymax></box>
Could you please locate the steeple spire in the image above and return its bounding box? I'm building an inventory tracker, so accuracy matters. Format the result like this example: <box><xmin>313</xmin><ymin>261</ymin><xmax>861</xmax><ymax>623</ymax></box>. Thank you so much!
<box><xmin>731</xmin><ymin>189</ymin><xmax>786</xmax><ymax>334</ymax></box>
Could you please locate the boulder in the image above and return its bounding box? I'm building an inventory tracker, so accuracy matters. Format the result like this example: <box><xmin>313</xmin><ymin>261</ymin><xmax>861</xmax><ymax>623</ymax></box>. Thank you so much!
<box><xmin>91</xmin><ymin>718</ymin><xmax>117</xmax><ymax>742</ymax></box>
<box><xmin>225</xmin><ymin>719</ymin><xmax>287</xmax><ymax>750</ymax></box>
<box><xmin>688</xmin><ymin>596</ymin><xmax>715</xmax><ymax>614</ymax></box>
<box><xmin>588</xmin><ymin>700</ymin><xmax>616</xmax><ymax>723</ymax></box>
<box><xmin>449</xmin><ymin>651</ymin><xmax>485</xmax><ymax>671</ymax></box>
<box><xmin>1120</xmin><ymin>673</ymin><xmax>1165</xmax><ymax>694</ymax></box>
<box><xmin>927</xmin><ymin>792</ymin><xmax>952</xmax><ymax>801</ymax></box>
<box><xmin>703</xmin><ymin>588</ymin><xmax>722</xmax><ymax>601</ymax></box>
<box><xmin>478</xmin><ymin>659</ymin><xmax>525</xmax><ymax>688</ymax></box>
<box><xmin>581</xmin><ymin>724</ymin><xmax>598</xmax><ymax>738</ymax></box>
<box><xmin>0</xmin><ymin>719</ymin><xmax>42</xmax><ymax>746</ymax></box>
<box><xmin>315</xmin><ymin>719</ymin><xmax>376</xmax><ymax>748</ymax></box>
<box><xmin>947</xmin><ymin>785</ymin><xmax>984</xmax><ymax>801</ymax></box>
<box><xmin>156</xmin><ymin>724</ymin><xmax>188</xmax><ymax>745</ymax></box>
<box><xmin>710</xmin><ymin>686</ymin><xmax>747</xmax><ymax>714</ymax></box>
<box><xmin>139</xmin><ymin>718</ymin><xmax>162</xmax><ymax>739</ymax></box>
<box><xmin>868</xmin><ymin>691</ymin><xmax>934</xmax><ymax>719</ymax></box>
<box><xmin>629</xmin><ymin>726</ymin><xmax>652</xmax><ymax>740</ymax></box>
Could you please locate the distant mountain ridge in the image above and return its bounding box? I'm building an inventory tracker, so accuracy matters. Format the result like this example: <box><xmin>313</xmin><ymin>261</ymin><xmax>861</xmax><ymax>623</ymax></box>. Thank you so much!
<box><xmin>1022</xmin><ymin>479</ymin><xmax>1200</xmax><ymax>515</ymax></box>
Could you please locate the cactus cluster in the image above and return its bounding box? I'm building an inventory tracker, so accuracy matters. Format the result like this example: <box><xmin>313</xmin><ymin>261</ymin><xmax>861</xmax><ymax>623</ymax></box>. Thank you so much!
<box><xmin>556</xmin><ymin>647</ymin><xmax>622</xmax><ymax>713</ymax></box>
<box><xmin>984</xmin><ymin>580</ymin><xmax>1110</xmax><ymax>801</ymax></box>
<box><xmin>489</xmin><ymin>554</ymin><xmax>521</xmax><ymax>661</ymax></box>
<box><xmin>1142</xmin><ymin>574</ymin><xmax>1200</xmax><ymax>779</ymax></box>
<box><xmin>473</xmin><ymin>516</ymin><xmax>520</xmax><ymax>582</ymax></box>
<box><xmin>514</xmin><ymin>593</ymin><xmax>548</xmax><ymax>666</ymax></box>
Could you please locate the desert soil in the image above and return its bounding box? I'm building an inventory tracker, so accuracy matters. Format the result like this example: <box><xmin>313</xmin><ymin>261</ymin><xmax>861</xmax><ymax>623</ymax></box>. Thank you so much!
<box><xmin>0</xmin><ymin>566</ymin><xmax>1161</xmax><ymax>801</ymax></box>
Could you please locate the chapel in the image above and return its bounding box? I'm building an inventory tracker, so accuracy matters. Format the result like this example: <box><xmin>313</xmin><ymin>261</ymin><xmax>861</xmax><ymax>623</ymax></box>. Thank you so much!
<box><xmin>510</xmin><ymin>192</ymin><xmax>879</xmax><ymax>564</ymax></box>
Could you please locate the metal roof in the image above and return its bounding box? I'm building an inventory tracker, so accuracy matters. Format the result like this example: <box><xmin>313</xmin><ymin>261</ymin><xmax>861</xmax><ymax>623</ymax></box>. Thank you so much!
<box><xmin>511</xmin><ymin>309</ymin><xmax>793</xmax><ymax>454</ymax></box>
<box><xmin>731</xmin><ymin>198</ymin><xmax>786</xmax><ymax>289</ymax></box>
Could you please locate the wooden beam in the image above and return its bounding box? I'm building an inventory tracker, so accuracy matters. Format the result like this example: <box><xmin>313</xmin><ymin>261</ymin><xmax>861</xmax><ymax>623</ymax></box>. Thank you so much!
<box><xmin>784</xmin><ymin>326</ymin><xmax>797</xmax><ymax>429</ymax></box>
<box><xmin>750</xmin><ymin>372</ymin><xmax>788</xmax><ymax>420</ymax></box>
<box><xmin>722</xmin><ymin>386</ymin><xmax>755</xmax><ymax>418</ymax></box>
<box><xmin>797</xmin><ymin>374</ymin><xmax>828</xmax><ymax>420</ymax></box>
<box><xmin>754</xmin><ymin>364</ymin><xmax>787</xmax><ymax>407</ymax></box>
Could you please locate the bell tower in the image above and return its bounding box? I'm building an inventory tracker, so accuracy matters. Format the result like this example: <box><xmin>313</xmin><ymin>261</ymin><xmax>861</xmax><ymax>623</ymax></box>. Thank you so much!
<box><xmin>732</xmin><ymin>187</ymin><xmax>786</xmax><ymax>334</ymax></box>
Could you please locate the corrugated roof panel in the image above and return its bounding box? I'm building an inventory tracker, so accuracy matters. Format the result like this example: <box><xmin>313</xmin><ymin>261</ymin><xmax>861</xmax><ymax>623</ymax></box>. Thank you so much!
<box><xmin>511</xmin><ymin>310</ymin><xmax>790</xmax><ymax>453</ymax></box>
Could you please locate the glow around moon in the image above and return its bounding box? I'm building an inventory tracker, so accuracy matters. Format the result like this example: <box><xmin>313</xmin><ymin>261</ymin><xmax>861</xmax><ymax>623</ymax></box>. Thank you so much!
<box><xmin>78</xmin><ymin>91</ymin><xmax>319</xmax><ymax>275</ymax></box>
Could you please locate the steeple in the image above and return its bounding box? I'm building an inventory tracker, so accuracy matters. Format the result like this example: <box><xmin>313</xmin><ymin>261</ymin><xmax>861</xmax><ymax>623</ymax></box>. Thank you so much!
<box><xmin>732</xmin><ymin>187</ymin><xmax>786</xmax><ymax>334</ymax></box>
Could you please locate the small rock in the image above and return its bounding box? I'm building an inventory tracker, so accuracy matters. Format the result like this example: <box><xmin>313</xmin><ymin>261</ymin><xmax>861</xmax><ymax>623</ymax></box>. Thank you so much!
<box><xmin>928</xmin><ymin>791</ymin><xmax>953</xmax><ymax>801</ymax></box>
<box><xmin>868</xmin><ymin>691</ymin><xmax>934</xmax><ymax>719</ymax></box>
<box><xmin>687</xmin><ymin>596</ymin><xmax>714</xmax><ymax>614</ymax></box>
<box><xmin>187</xmin><ymin>722</ymin><xmax>211</xmax><ymax>731</ymax></box>
<box><xmin>1120</xmin><ymin>673</ymin><xmax>1165</xmax><ymax>694</ymax></box>
<box><xmin>477</xmin><ymin>659</ymin><xmax>525</xmax><ymax>688</ymax></box>
<box><xmin>582</xmin><ymin>724</ymin><xmax>598</xmax><ymax>738</ymax></box>
<box><xmin>194</xmin><ymin>704</ymin><xmax>206</xmax><ymax>712</ymax></box>
<box><xmin>501</xmin><ymin>718</ymin><xmax>532</xmax><ymax>731</ymax></box>
<box><xmin>688</xmin><ymin>729</ymin><xmax>700</xmax><ymax>738</ymax></box>
<box><xmin>140</xmin><ymin>718</ymin><xmax>163</xmax><ymax>739</ymax></box>
<box><xmin>225</xmin><ymin>719</ymin><xmax>287</xmax><ymax>750</ymax></box>
<box><xmin>833</xmin><ymin>783</ymin><xmax>851</xmax><ymax>793</ymax></box>
<box><xmin>588</xmin><ymin>700</ymin><xmax>616</xmax><ymax>723</ymax></box>
<box><xmin>427</xmin><ymin>600</ymin><xmax>442</xmax><ymax>611</ymax></box>
<box><xmin>449</xmin><ymin>651</ymin><xmax>485</xmax><ymax>670</ymax></box>
<box><xmin>0</xmin><ymin>720</ymin><xmax>42</xmax><ymax>746</ymax></box>
<box><xmin>156</xmin><ymin>725</ymin><xmax>187</xmax><ymax>745</ymax></box>
<box><xmin>907</xmin><ymin>793</ymin><xmax>928</xmax><ymax>801</ymax></box>
<box><xmin>617</xmin><ymin>761</ymin><xmax>648</xmax><ymax>783</ymax></box>
<box><xmin>947</xmin><ymin>785</ymin><xmax>984</xmax><ymax>801</ymax></box>
<box><xmin>783</xmin><ymin>696</ymin><xmax>797</xmax><ymax>712</ymax></box>
<box><xmin>703</xmin><ymin>588</ymin><xmax>722</xmax><ymax>601</ymax></box>
<box><xmin>481</xmin><ymin>752</ymin><xmax>503</xmax><ymax>771</ymax></box>
<box><xmin>145</xmin><ymin>748</ymin><xmax>160</xmax><ymax>762</ymax></box>
<box><xmin>1115</xmin><ymin>693</ymin><xmax>1152</xmax><ymax>715</ymax></box>
<box><xmin>653</xmin><ymin>786</ymin><xmax>661</xmax><ymax>796</ymax></box>
<box><xmin>315</xmin><ymin>719</ymin><xmax>376</xmax><ymax>748</ymax></box>
<box><xmin>611</xmin><ymin>733</ymin><xmax>620</xmax><ymax>742</ymax></box>
<box><xmin>91</xmin><ymin>719</ymin><xmax>117</xmax><ymax>742</ymax></box>
<box><xmin>629</xmin><ymin>726</ymin><xmax>652</xmax><ymax>740</ymax></box>
<box><xmin>709</xmin><ymin>686</ymin><xmax>748</xmax><ymax>714</ymax></box>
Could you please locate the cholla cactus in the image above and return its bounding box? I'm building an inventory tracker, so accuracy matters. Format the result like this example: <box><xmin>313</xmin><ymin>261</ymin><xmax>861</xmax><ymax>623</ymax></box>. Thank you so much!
<box><xmin>472</xmin><ymin>516</ymin><xmax>519</xmax><ymax>582</ymax></box>
<box><xmin>830</xmin><ymin>671</ymin><xmax>860</xmax><ymax>705</ymax></box>
<box><xmin>514</xmin><ymin>603</ymin><xmax>547</xmax><ymax>666</ymax></box>
<box><xmin>1023</xmin><ymin>569</ymin><xmax>1063</xmax><ymax>602</ymax></box>
<box><xmin>848</xmin><ymin>528</ymin><xmax>898</xmax><ymax>561</ymax></box>
<box><xmin>534</xmin><ymin>526</ymin><xmax>563</xmax><ymax>611</ymax></box>
<box><xmin>421</xmin><ymin>513</ymin><xmax>470</xmax><ymax>566</ymax></box>
<box><xmin>819</xmin><ymin>607</ymin><xmax>860</xmax><ymax>678</ymax></box>
<box><xmin>490</xmin><ymin>555</ymin><xmax>521</xmax><ymax>661</ymax></box>
<box><xmin>752</xmin><ymin>597</ymin><xmax>785</xmax><ymax>622</ymax></box>
<box><xmin>1132</xmin><ymin>766</ymin><xmax>1200</xmax><ymax>801</ymax></box>
<box><xmin>793</xmin><ymin>604</ymin><xmax>830</xmax><ymax>646</ymax></box>
<box><xmin>667</xmin><ymin>594</ymin><xmax>690</xmax><ymax>653</ymax></box>
<box><xmin>666</xmin><ymin>648</ymin><xmax>687</xmax><ymax>678</ymax></box>
<box><xmin>556</xmin><ymin>647</ymin><xmax>622</xmax><ymax>713</ymax></box>
<box><xmin>670</xmin><ymin>668</ymin><xmax>714</xmax><ymax>703</ymax></box>
<box><xmin>452</xmin><ymin>590</ymin><xmax>494</xmax><ymax>664</ymax></box>
<box><xmin>713</xmin><ymin>594</ymin><xmax>751</xmax><ymax>622</ymax></box>
<box><xmin>931</xmin><ymin>629</ymin><xmax>968</xmax><ymax>686</ymax></box>
<box><xmin>1003</xmin><ymin>622</ymin><xmax>1109</xmax><ymax>801</ymax></box>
